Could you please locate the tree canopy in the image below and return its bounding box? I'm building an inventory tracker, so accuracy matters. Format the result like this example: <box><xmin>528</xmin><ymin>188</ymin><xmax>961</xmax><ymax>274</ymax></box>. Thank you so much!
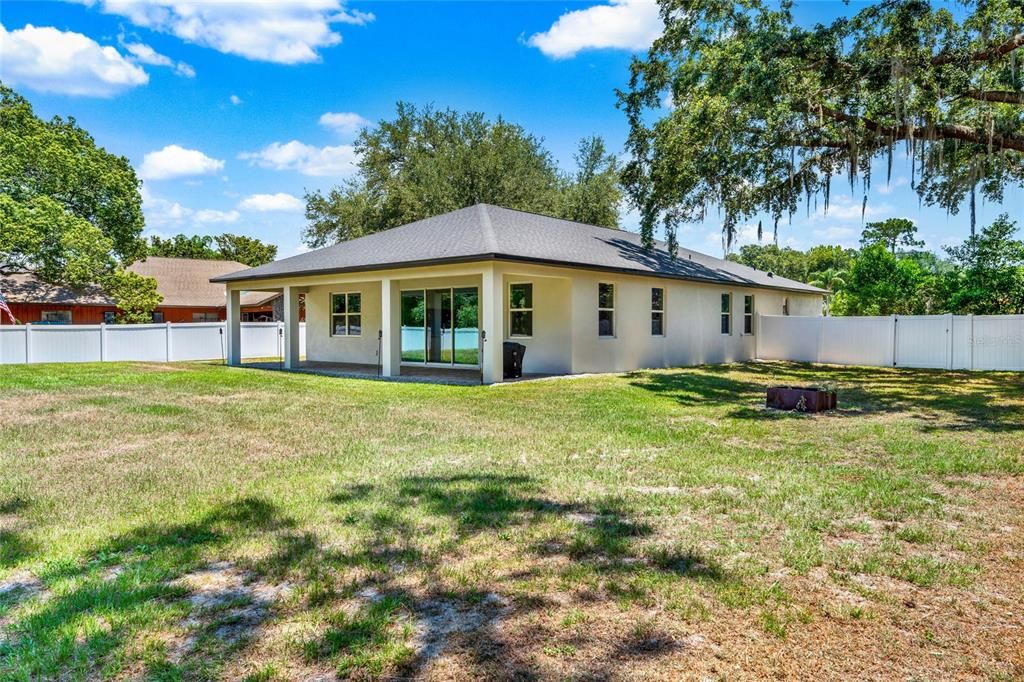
<box><xmin>620</xmin><ymin>0</ymin><xmax>1024</xmax><ymax>252</ymax></box>
<box><xmin>860</xmin><ymin>218</ymin><xmax>925</xmax><ymax>253</ymax></box>
<box><xmin>304</xmin><ymin>103</ymin><xmax>622</xmax><ymax>247</ymax></box>
<box><xmin>0</xmin><ymin>84</ymin><xmax>146</xmax><ymax>286</ymax></box>
<box><xmin>147</xmin><ymin>233</ymin><xmax>278</xmax><ymax>267</ymax></box>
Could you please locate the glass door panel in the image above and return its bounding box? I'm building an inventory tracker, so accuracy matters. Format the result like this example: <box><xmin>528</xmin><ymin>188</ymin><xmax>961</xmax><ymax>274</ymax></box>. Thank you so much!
<box><xmin>426</xmin><ymin>289</ymin><xmax>452</xmax><ymax>364</ymax></box>
<box><xmin>401</xmin><ymin>290</ymin><xmax>425</xmax><ymax>363</ymax></box>
<box><xmin>452</xmin><ymin>287</ymin><xmax>479</xmax><ymax>366</ymax></box>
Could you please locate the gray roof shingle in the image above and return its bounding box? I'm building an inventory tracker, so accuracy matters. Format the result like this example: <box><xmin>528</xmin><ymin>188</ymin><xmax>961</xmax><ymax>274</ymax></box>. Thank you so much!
<box><xmin>211</xmin><ymin>204</ymin><xmax>824</xmax><ymax>294</ymax></box>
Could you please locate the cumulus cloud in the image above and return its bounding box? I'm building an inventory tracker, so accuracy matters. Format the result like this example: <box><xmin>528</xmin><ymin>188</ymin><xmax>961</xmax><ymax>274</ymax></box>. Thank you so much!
<box><xmin>121</xmin><ymin>39</ymin><xmax>195</xmax><ymax>77</ymax></box>
<box><xmin>88</xmin><ymin>0</ymin><xmax>375</xmax><ymax>64</ymax></box>
<box><xmin>319</xmin><ymin>111</ymin><xmax>369</xmax><ymax>136</ymax></box>
<box><xmin>238</xmin><ymin>193</ymin><xmax>304</xmax><ymax>212</ymax></box>
<box><xmin>0</xmin><ymin>22</ymin><xmax>148</xmax><ymax>96</ymax></box>
<box><xmin>527</xmin><ymin>0</ymin><xmax>662</xmax><ymax>59</ymax></box>
<box><xmin>239</xmin><ymin>140</ymin><xmax>357</xmax><ymax>177</ymax></box>
<box><xmin>142</xmin><ymin>188</ymin><xmax>239</xmax><ymax>226</ymax></box>
<box><xmin>229</xmin><ymin>94</ymin><xmax>243</xmax><ymax>105</ymax></box>
<box><xmin>139</xmin><ymin>144</ymin><xmax>225</xmax><ymax>181</ymax></box>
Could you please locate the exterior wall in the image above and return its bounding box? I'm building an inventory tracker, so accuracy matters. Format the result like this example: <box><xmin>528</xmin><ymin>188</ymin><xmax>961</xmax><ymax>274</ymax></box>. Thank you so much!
<box><xmin>6</xmin><ymin>303</ymin><xmax>114</xmax><ymax>325</ymax></box>
<box><xmin>156</xmin><ymin>306</ymin><xmax>226</xmax><ymax>323</ymax></box>
<box><xmin>229</xmin><ymin>260</ymin><xmax>823</xmax><ymax>380</ymax></box>
<box><xmin>305</xmin><ymin>281</ymin><xmax>383</xmax><ymax>364</ymax></box>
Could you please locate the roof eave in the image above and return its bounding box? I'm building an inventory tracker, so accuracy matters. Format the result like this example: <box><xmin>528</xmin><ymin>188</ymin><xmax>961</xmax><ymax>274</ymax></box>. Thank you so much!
<box><xmin>211</xmin><ymin>253</ymin><xmax>825</xmax><ymax>295</ymax></box>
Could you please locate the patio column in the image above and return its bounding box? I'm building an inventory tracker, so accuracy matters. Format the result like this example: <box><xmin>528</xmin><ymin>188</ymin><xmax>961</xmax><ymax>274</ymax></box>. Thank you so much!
<box><xmin>283</xmin><ymin>285</ymin><xmax>301</xmax><ymax>369</ymax></box>
<box><xmin>225</xmin><ymin>288</ymin><xmax>241</xmax><ymax>365</ymax></box>
<box><xmin>380</xmin><ymin>277</ymin><xmax>401</xmax><ymax>376</ymax></box>
<box><xmin>481</xmin><ymin>264</ymin><xmax>504</xmax><ymax>384</ymax></box>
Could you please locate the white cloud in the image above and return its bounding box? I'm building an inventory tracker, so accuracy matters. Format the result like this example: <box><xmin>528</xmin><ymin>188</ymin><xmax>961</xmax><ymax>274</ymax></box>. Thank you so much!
<box><xmin>120</xmin><ymin>40</ymin><xmax>195</xmax><ymax>78</ymax></box>
<box><xmin>142</xmin><ymin>188</ymin><xmax>239</xmax><ymax>226</ymax></box>
<box><xmin>89</xmin><ymin>0</ymin><xmax>375</xmax><ymax>64</ymax></box>
<box><xmin>811</xmin><ymin>193</ymin><xmax>891</xmax><ymax>222</ymax></box>
<box><xmin>239</xmin><ymin>193</ymin><xmax>304</xmax><ymax>212</ymax></box>
<box><xmin>239</xmin><ymin>140</ymin><xmax>357</xmax><ymax>177</ymax></box>
<box><xmin>194</xmin><ymin>208</ymin><xmax>239</xmax><ymax>223</ymax></box>
<box><xmin>139</xmin><ymin>144</ymin><xmax>225</xmax><ymax>181</ymax></box>
<box><xmin>230</xmin><ymin>94</ymin><xmax>243</xmax><ymax>105</ymax></box>
<box><xmin>0</xmin><ymin>22</ymin><xmax>148</xmax><ymax>96</ymax></box>
<box><xmin>527</xmin><ymin>0</ymin><xmax>661</xmax><ymax>59</ymax></box>
<box><xmin>319</xmin><ymin>111</ymin><xmax>369</xmax><ymax>136</ymax></box>
<box><xmin>877</xmin><ymin>176</ymin><xmax>909</xmax><ymax>195</ymax></box>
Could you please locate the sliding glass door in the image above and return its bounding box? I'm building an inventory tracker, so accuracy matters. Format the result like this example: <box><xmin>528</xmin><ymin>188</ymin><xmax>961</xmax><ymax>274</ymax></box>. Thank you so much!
<box><xmin>400</xmin><ymin>287</ymin><xmax>479</xmax><ymax>366</ymax></box>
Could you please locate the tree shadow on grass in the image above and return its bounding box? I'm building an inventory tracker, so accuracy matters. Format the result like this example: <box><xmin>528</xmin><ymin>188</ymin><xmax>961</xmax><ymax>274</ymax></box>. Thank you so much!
<box><xmin>3</xmin><ymin>477</ymin><xmax>733</xmax><ymax>680</ymax></box>
<box><xmin>628</xmin><ymin>361</ymin><xmax>1024</xmax><ymax>433</ymax></box>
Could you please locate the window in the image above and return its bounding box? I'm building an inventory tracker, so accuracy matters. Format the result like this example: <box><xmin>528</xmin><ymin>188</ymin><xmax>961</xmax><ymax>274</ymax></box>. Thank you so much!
<box><xmin>331</xmin><ymin>292</ymin><xmax>362</xmax><ymax>336</ymax></box>
<box><xmin>743</xmin><ymin>295</ymin><xmax>754</xmax><ymax>335</ymax></box>
<box><xmin>598</xmin><ymin>283</ymin><xmax>615</xmax><ymax>337</ymax></box>
<box><xmin>193</xmin><ymin>312</ymin><xmax>219</xmax><ymax>323</ymax></box>
<box><xmin>41</xmin><ymin>310</ymin><xmax>71</xmax><ymax>324</ymax></box>
<box><xmin>651</xmin><ymin>287</ymin><xmax>665</xmax><ymax>336</ymax></box>
<box><xmin>720</xmin><ymin>293</ymin><xmax>731</xmax><ymax>334</ymax></box>
<box><xmin>509</xmin><ymin>283</ymin><xmax>533</xmax><ymax>337</ymax></box>
<box><xmin>103</xmin><ymin>311</ymin><xmax>116</xmax><ymax>324</ymax></box>
<box><xmin>152</xmin><ymin>311</ymin><xmax>165</xmax><ymax>323</ymax></box>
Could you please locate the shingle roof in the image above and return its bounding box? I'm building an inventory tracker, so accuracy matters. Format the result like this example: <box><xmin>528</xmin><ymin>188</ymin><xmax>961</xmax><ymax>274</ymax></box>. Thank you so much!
<box><xmin>2</xmin><ymin>259</ymin><xmax>279</xmax><ymax>308</ymax></box>
<box><xmin>0</xmin><ymin>274</ymin><xmax>112</xmax><ymax>305</ymax></box>
<box><xmin>211</xmin><ymin>204</ymin><xmax>825</xmax><ymax>294</ymax></box>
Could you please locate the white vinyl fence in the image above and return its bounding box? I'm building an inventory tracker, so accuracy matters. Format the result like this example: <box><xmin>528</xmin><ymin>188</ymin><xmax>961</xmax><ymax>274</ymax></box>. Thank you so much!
<box><xmin>757</xmin><ymin>314</ymin><xmax>1024</xmax><ymax>371</ymax></box>
<box><xmin>0</xmin><ymin>322</ymin><xmax>306</xmax><ymax>365</ymax></box>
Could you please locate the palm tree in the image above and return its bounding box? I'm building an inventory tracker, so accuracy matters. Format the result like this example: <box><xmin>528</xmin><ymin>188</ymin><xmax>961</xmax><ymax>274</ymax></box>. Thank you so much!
<box><xmin>809</xmin><ymin>268</ymin><xmax>848</xmax><ymax>316</ymax></box>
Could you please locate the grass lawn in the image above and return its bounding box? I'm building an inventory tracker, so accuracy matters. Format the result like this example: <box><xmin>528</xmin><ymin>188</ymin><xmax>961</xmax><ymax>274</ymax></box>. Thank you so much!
<box><xmin>1</xmin><ymin>361</ymin><xmax>1022</xmax><ymax>680</ymax></box>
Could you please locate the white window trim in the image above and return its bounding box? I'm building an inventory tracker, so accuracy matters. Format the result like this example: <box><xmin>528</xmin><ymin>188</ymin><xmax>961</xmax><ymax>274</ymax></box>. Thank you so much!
<box><xmin>507</xmin><ymin>281</ymin><xmax>534</xmax><ymax>339</ymax></box>
<box><xmin>330</xmin><ymin>291</ymin><xmax>362</xmax><ymax>337</ymax></box>
<box><xmin>742</xmin><ymin>294</ymin><xmax>755</xmax><ymax>335</ymax></box>
<box><xmin>651</xmin><ymin>287</ymin><xmax>666</xmax><ymax>337</ymax></box>
<box><xmin>598</xmin><ymin>282</ymin><xmax>615</xmax><ymax>338</ymax></box>
<box><xmin>721</xmin><ymin>293</ymin><xmax>732</xmax><ymax>335</ymax></box>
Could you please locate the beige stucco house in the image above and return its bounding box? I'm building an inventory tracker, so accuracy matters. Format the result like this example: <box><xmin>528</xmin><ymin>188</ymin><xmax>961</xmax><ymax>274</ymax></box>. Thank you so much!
<box><xmin>212</xmin><ymin>204</ymin><xmax>824</xmax><ymax>383</ymax></box>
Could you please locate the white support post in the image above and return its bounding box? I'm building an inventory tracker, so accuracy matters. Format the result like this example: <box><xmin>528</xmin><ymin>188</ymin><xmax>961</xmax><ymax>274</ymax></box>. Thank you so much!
<box><xmin>24</xmin><ymin>323</ymin><xmax>32</xmax><ymax>364</ymax></box>
<box><xmin>969</xmin><ymin>314</ymin><xmax>975</xmax><ymax>370</ymax></box>
<box><xmin>283</xmin><ymin>285</ymin><xmax>301</xmax><ymax>370</ymax></box>
<box><xmin>380</xmin><ymin>278</ymin><xmax>400</xmax><ymax>377</ymax></box>
<box><xmin>890</xmin><ymin>314</ymin><xmax>899</xmax><ymax>367</ymax></box>
<box><xmin>100</xmin><ymin>323</ymin><xmax>107</xmax><ymax>362</ymax></box>
<box><xmin>816</xmin><ymin>315</ymin><xmax>825</xmax><ymax>364</ymax></box>
<box><xmin>481</xmin><ymin>265</ymin><xmax>504</xmax><ymax>384</ymax></box>
<box><xmin>225</xmin><ymin>288</ymin><xmax>241</xmax><ymax>365</ymax></box>
<box><xmin>165</xmin><ymin>322</ymin><xmax>172</xmax><ymax>362</ymax></box>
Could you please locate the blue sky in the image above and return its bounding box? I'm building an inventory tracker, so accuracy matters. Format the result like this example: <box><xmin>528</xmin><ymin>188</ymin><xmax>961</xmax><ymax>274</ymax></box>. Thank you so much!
<box><xmin>2</xmin><ymin>0</ymin><xmax>1019</xmax><ymax>260</ymax></box>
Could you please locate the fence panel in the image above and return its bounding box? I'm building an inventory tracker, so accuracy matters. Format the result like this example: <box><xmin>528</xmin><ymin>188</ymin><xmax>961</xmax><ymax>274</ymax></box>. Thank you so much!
<box><xmin>757</xmin><ymin>316</ymin><xmax>820</xmax><ymax>362</ymax></box>
<box><xmin>759</xmin><ymin>314</ymin><xmax>1024</xmax><ymax>371</ymax></box>
<box><xmin>0</xmin><ymin>327</ymin><xmax>27</xmax><ymax>364</ymax></box>
<box><xmin>105</xmin><ymin>324</ymin><xmax>168</xmax><ymax>362</ymax></box>
<box><xmin>819</xmin><ymin>316</ymin><xmax>894</xmax><ymax>366</ymax></box>
<box><xmin>169</xmin><ymin>323</ymin><xmax>225</xmax><ymax>361</ymax></box>
<box><xmin>895</xmin><ymin>316</ymin><xmax>950</xmax><ymax>369</ymax></box>
<box><xmin>972</xmin><ymin>315</ymin><xmax>1024</xmax><ymax>371</ymax></box>
<box><xmin>30</xmin><ymin>325</ymin><xmax>102</xmax><ymax>363</ymax></box>
<box><xmin>0</xmin><ymin>322</ymin><xmax>306</xmax><ymax>365</ymax></box>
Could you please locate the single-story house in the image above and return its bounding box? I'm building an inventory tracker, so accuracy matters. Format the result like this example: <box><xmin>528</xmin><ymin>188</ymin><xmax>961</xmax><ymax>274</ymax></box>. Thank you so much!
<box><xmin>0</xmin><ymin>257</ymin><xmax>284</xmax><ymax>324</ymax></box>
<box><xmin>213</xmin><ymin>204</ymin><xmax>824</xmax><ymax>383</ymax></box>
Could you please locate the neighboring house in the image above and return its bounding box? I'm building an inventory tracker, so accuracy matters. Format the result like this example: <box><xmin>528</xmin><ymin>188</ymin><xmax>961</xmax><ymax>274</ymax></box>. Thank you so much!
<box><xmin>0</xmin><ymin>257</ymin><xmax>283</xmax><ymax>324</ymax></box>
<box><xmin>213</xmin><ymin>204</ymin><xmax>825</xmax><ymax>383</ymax></box>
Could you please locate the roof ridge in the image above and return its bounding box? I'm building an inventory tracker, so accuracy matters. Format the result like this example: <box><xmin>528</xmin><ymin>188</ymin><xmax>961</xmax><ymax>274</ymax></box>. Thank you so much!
<box><xmin>477</xmin><ymin>203</ymin><xmax>498</xmax><ymax>252</ymax></box>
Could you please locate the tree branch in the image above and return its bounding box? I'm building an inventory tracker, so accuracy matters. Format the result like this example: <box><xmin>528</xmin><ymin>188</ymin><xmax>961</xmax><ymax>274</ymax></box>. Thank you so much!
<box><xmin>962</xmin><ymin>89</ymin><xmax>1024</xmax><ymax>105</ymax></box>
<box><xmin>932</xmin><ymin>32</ymin><xmax>1024</xmax><ymax>66</ymax></box>
<box><xmin>818</xmin><ymin>106</ymin><xmax>1024</xmax><ymax>153</ymax></box>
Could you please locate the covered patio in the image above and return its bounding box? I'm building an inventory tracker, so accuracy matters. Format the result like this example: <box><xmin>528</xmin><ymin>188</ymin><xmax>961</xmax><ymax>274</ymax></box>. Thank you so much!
<box><xmin>241</xmin><ymin>359</ymin><xmax>485</xmax><ymax>385</ymax></box>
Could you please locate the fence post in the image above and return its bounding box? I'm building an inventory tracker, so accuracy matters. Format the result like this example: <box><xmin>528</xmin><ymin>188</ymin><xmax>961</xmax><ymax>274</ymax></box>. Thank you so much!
<box><xmin>816</xmin><ymin>315</ymin><xmax>825</xmax><ymax>364</ymax></box>
<box><xmin>100</xmin><ymin>323</ymin><xmax>107</xmax><ymax>361</ymax></box>
<box><xmin>946</xmin><ymin>313</ymin><xmax>954</xmax><ymax>370</ymax></box>
<box><xmin>890</xmin><ymin>315</ymin><xmax>898</xmax><ymax>367</ymax></box>
<box><xmin>969</xmin><ymin>314</ymin><xmax>975</xmax><ymax>371</ymax></box>
<box><xmin>24</xmin><ymin>323</ymin><xmax>32</xmax><ymax>364</ymax></box>
<box><xmin>165</xmin><ymin>322</ymin><xmax>172</xmax><ymax>362</ymax></box>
